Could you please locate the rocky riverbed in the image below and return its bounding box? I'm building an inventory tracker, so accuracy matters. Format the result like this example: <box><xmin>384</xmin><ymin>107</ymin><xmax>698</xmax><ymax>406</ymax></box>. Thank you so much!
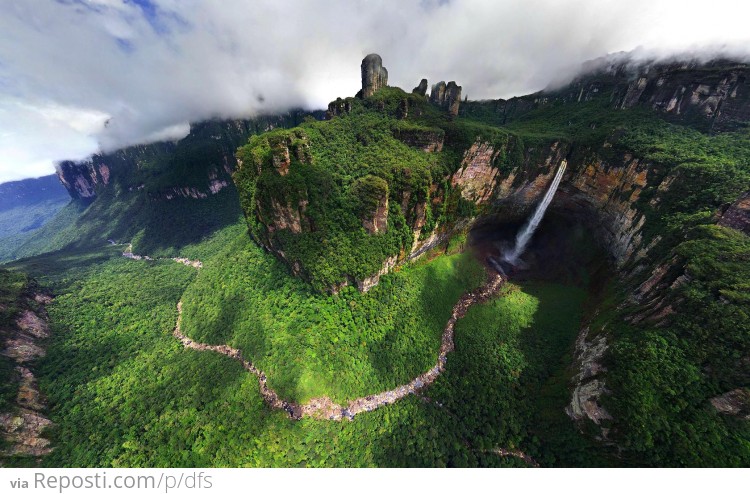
<box><xmin>173</xmin><ymin>272</ymin><xmax>505</xmax><ymax>420</ymax></box>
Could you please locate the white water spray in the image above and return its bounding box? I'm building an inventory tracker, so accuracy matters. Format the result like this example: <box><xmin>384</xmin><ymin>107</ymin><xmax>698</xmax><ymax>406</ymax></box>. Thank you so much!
<box><xmin>503</xmin><ymin>160</ymin><xmax>567</xmax><ymax>265</ymax></box>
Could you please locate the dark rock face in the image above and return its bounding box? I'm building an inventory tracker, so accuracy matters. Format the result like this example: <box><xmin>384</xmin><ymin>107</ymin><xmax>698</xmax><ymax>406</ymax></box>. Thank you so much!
<box><xmin>710</xmin><ymin>388</ymin><xmax>750</xmax><ymax>419</ymax></box>
<box><xmin>430</xmin><ymin>81</ymin><xmax>462</xmax><ymax>116</ymax></box>
<box><xmin>412</xmin><ymin>79</ymin><xmax>428</xmax><ymax>96</ymax></box>
<box><xmin>326</xmin><ymin>97</ymin><xmax>352</xmax><ymax>119</ymax></box>
<box><xmin>54</xmin><ymin>160</ymin><xmax>100</xmax><ymax>203</ymax></box>
<box><xmin>361</xmin><ymin>54</ymin><xmax>388</xmax><ymax>98</ymax></box>
<box><xmin>460</xmin><ymin>58</ymin><xmax>750</xmax><ymax>131</ymax></box>
<box><xmin>719</xmin><ymin>191</ymin><xmax>750</xmax><ymax>235</ymax></box>
<box><xmin>430</xmin><ymin>81</ymin><xmax>446</xmax><ymax>105</ymax></box>
<box><xmin>392</xmin><ymin>127</ymin><xmax>444</xmax><ymax>152</ymax></box>
<box><xmin>610</xmin><ymin>63</ymin><xmax>750</xmax><ymax>130</ymax></box>
<box><xmin>53</xmin><ymin>113</ymin><xmax>317</xmax><ymax>203</ymax></box>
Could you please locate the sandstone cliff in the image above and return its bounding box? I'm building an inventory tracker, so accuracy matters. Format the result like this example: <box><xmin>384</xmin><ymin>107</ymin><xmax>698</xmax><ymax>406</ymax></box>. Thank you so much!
<box><xmin>461</xmin><ymin>58</ymin><xmax>750</xmax><ymax>131</ymax></box>
<box><xmin>361</xmin><ymin>54</ymin><xmax>388</xmax><ymax>98</ymax></box>
<box><xmin>719</xmin><ymin>191</ymin><xmax>750</xmax><ymax>235</ymax></box>
<box><xmin>0</xmin><ymin>283</ymin><xmax>53</xmax><ymax>462</ymax></box>
<box><xmin>54</xmin><ymin>113</ymin><xmax>319</xmax><ymax>204</ymax></box>
<box><xmin>413</xmin><ymin>79</ymin><xmax>428</xmax><ymax>96</ymax></box>
<box><xmin>430</xmin><ymin>81</ymin><xmax>462</xmax><ymax>117</ymax></box>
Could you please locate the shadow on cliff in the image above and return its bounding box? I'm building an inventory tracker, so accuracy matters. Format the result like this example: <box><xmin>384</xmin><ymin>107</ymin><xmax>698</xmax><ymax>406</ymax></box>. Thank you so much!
<box><xmin>132</xmin><ymin>188</ymin><xmax>244</xmax><ymax>257</ymax></box>
<box><xmin>47</xmin><ymin>186</ymin><xmax>244</xmax><ymax>260</ymax></box>
<box><xmin>366</xmin><ymin>215</ymin><xmax>616</xmax><ymax>467</ymax></box>
<box><xmin>363</xmin><ymin>254</ymin><xmax>480</xmax><ymax>399</ymax></box>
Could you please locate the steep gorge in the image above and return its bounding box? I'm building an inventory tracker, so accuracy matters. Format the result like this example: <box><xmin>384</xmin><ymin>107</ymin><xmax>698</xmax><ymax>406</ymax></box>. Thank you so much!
<box><xmin>232</xmin><ymin>55</ymin><xmax>750</xmax><ymax>459</ymax></box>
<box><xmin>9</xmin><ymin>52</ymin><xmax>749</xmax><ymax>466</ymax></box>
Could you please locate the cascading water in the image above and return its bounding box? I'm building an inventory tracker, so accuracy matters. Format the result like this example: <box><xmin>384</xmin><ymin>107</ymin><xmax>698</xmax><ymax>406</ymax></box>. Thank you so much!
<box><xmin>502</xmin><ymin>160</ymin><xmax>567</xmax><ymax>265</ymax></box>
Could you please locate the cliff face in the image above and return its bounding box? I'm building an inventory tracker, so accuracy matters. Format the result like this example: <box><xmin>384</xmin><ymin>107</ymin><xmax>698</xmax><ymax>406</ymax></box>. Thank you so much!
<box><xmin>461</xmin><ymin>59</ymin><xmax>750</xmax><ymax>131</ymax></box>
<box><xmin>454</xmin><ymin>140</ymin><xmax>661</xmax><ymax>269</ymax></box>
<box><xmin>55</xmin><ymin>160</ymin><xmax>103</xmax><ymax>203</ymax></box>
<box><xmin>719</xmin><ymin>191</ymin><xmax>750</xmax><ymax>234</ymax></box>
<box><xmin>0</xmin><ymin>273</ymin><xmax>53</xmax><ymax>461</ymax></box>
<box><xmin>235</xmin><ymin>54</ymin><xmax>690</xmax><ymax>294</ymax></box>
<box><xmin>54</xmin><ymin>113</ymin><xmax>319</xmax><ymax>204</ymax></box>
<box><xmin>235</xmin><ymin>54</ymin><xmax>748</xmax><ymax>331</ymax></box>
<box><xmin>361</xmin><ymin>54</ymin><xmax>389</xmax><ymax>98</ymax></box>
<box><xmin>451</xmin><ymin>141</ymin><xmax>501</xmax><ymax>204</ymax></box>
<box><xmin>430</xmin><ymin>81</ymin><xmax>462</xmax><ymax>117</ymax></box>
<box><xmin>240</xmin><ymin>126</ymin><xmax>661</xmax><ymax>293</ymax></box>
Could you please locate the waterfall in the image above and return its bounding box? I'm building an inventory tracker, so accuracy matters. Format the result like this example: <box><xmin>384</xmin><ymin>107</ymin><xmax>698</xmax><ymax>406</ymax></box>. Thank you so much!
<box><xmin>503</xmin><ymin>160</ymin><xmax>567</xmax><ymax>265</ymax></box>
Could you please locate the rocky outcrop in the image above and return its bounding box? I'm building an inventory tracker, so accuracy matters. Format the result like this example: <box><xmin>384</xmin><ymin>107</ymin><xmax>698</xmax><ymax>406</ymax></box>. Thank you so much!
<box><xmin>0</xmin><ymin>291</ymin><xmax>53</xmax><ymax>461</ymax></box>
<box><xmin>356</xmin><ymin>255</ymin><xmax>398</xmax><ymax>292</ymax></box>
<box><xmin>54</xmin><ymin>160</ymin><xmax>99</xmax><ymax>203</ymax></box>
<box><xmin>430</xmin><ymin>81</ymin><xmax>462</xmax><ymax>117</ymax></box>
<box><xmin>326</xmin><ymin>98</ymin><xmax>352</xmax><ymax>119</ymax></box>
<box><xmin>710</xmin><ymin>388</ymin><xmax>750</xmax><ymax>419</ymax></box>
<box><xmin>451</xmin><ymin>140</ymin><xmax>501</xmax><ymax>204</ymax></box>
<box><xmin>719</xmin><ymin>191</ymin><xmax>750</xmax><ymax>235</ymax></box>
<box><xmin>265</xmin><ymin>197</ymin><xmax>307</xmax><ymax>235</ymax></box>
<box><xmin>241</xmin><ymin>129</ymin><xmax>313</xmax><ymax>244</ymax></box>
<box><xmin>413</xmin><ymin>79</ymin><xmax>428</xmax><ymax>96</ymax></box>
<box><xmin>352</xmin><ymin>175</ymin><xmax>389</xmax><ymax>234</ymax></box>
<box><xmin>268</xmin><ymin>130</ymin><xmax>311</xmax><ymax>176</ymax></box>
<box><xmin>392</xmin><ymin>127</ymin><xmax>444</xmax><ymax>152</ymax></box>
<box><xmin>363</xmin><ymin>195</ymin><xmax>388</xmax><ymax>234</ymax></box>
<box><xmin>461</xmin><ymin>58</ymin><xmax>750</xmax><ymax>131</ymax></box>
<box><xmin>361</xmin><ymin>54</ymin><xmax>388</xmax><ymax>98</ymax></box>
<box><xmin>566</xmin><ymin>326</ymin><xmax>612</xmax><ymax>430</ymax></box>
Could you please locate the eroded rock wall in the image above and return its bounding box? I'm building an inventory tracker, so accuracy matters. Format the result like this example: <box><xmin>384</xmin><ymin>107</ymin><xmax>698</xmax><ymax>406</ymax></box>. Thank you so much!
<box><xmin>460</xmin><ymin>59</ymin><xmax>750</xmax><ymax>131</ymax></box>
<box><xmin>0</xmin><ymin>291</ymin><xmax>53</xmax><ymax>461</ymax></box>
<box><xmin>361</xmin><ymin>54</ymin><xmax>388</xmax><ymax>98</ymax></box>
<box><xmin>719</xmin><ymin>191</ymin><xmax>750</xmax><ymax>235</ymax></box>
<box><xmin>54</xmin><ymin>113</ymin><xmax>318</xmax><ymax>203</ymax></box>
<box><xmin>430</xmin><ymin>81</ymin><xmax>462</xmax><ymax>117</ymax></box>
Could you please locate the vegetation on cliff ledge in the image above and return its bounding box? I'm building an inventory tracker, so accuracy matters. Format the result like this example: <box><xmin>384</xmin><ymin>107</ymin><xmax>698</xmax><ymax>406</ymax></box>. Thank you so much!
<box><xmin>234</xmin><ymin>88</ymin><xmax>525</xmax><ymax>291</ymax></box>
<box><xmin>179</xmin><ymin>223</ymin><xmax>485</xmax><ymax>402</ymax></box>
<box><xmin>0</xmin><ymin>269</ymin><xmax>28</xmax><ymax>413</ymax></box>
<box><xmin>5</xmin><ymin>223</ymin><xmax>593</xmax><ymax>467</ymax></box>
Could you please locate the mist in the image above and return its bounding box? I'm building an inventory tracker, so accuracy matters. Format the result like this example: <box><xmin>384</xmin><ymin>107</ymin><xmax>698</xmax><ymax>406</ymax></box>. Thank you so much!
<box><xmin>1</xmin><ymin>0</ymin><xmax>749</xmax><ymax>183</ymax></box>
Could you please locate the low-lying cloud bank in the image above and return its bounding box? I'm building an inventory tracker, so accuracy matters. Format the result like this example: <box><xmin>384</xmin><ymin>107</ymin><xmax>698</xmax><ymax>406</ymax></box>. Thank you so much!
<box><xmin>1</xmin><ymin>0</ymin><xmax>749</xmax><ymax>182</ymax></box>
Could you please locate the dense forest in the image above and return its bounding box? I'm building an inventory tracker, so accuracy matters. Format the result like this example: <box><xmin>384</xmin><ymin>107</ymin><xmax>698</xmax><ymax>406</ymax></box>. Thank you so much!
<box><xmin>1</xmin><ymin>58</ymin><xmax>749</xmax><ymax>467</ymax></box>
<box><xmin>3</xmin><ymin>219</ymin><xmax>600</xmax><ymax>467</ymax></box>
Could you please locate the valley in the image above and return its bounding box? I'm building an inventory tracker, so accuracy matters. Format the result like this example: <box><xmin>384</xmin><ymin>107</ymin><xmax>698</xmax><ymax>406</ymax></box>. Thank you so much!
<box><xmin>0</xmin><ymin>53</ymin><xmax>748</xmax><ymax>468</ymax></box>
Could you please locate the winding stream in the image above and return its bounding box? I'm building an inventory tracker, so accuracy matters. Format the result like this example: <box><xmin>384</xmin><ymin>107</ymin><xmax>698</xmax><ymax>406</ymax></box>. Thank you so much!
<box><xmin>127</xmin><ymin>249</ymin><xmax>506</xmax><ymax>420</ymax></box>
<box><xmin>173</xmin><ymin>269</ymin><xmax>505</xmax><ymax>420</ymax></box>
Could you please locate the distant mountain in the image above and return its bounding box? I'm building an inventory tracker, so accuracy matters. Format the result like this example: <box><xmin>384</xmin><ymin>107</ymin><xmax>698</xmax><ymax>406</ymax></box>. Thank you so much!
<box><xmin>0</xmin><ymin>174</ymin><xmax>68</xmax><ymax>212</ymax></box>
<box><xmin>0</xmin><ymin>111</ymin><xmax>323</xmax><ymax>262</ymax></box>
<box><xmin>0</xmin><ymin>175</ymin><xmax>70</xmax><ymax>260</ymax></box>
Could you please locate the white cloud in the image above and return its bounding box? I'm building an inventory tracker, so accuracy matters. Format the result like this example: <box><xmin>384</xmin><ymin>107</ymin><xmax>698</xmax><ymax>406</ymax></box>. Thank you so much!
<box><xmin>0</xmin><ymin>98</ymin><xmax>106</xmax><ymax>181</ymax></box>
<box><xmin>0</xmin><ymin>0</ymin><xmax>749</xmax><ymax>183</ymax></box>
